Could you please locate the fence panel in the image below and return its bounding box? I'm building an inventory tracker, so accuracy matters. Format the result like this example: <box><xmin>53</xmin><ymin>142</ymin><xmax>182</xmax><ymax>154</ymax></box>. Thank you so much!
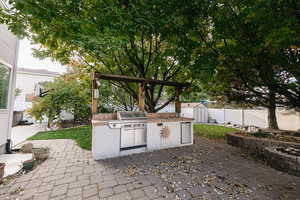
<box><xmin>193</xmin><ymin>106</ymin><xmax>208</xmax><ymax>123</ymax></box>
<box><xmin>208</xmin><ymin>109</ymin><xmax>225</xmax><ymax>124</ymax></box>
<box><xmin>244</xmin><ymin>109</ymin><xmax>268</xmax><ymax>128</ymax></box>
<box><xmin>195</xmin><ymin>108</ymin><xmax>300</xmax><ymax>130</ymax></box>
<box><xmin>224</xmin><ymin>109</ymin><xmax>243</xmax><ymax>125</ymax></box>
<box><xmin>277</xmin><ymin>110</ymin><xmax>300</xmax><ymax>131</ymax></box>
<box><xmin>161</xmin><ymin>105</ymin><xmax>300</xmax><ymax>131</ymax></box>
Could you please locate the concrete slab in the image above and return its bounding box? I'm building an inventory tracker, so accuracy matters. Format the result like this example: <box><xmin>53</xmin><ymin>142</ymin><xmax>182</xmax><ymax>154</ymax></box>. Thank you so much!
<box><xmin>0</xmin><ymin>153</ymin><xmax>33</xmax><ymax>177</ymax></box>
<box><xmin>11</xmin><ymin>123</ymin><xmax>47</xmax><ymax>147</ymax></box>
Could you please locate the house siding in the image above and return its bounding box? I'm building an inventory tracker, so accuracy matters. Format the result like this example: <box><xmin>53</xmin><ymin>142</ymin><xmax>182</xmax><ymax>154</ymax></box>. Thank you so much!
<box><xmin>14</xmin><ymin>70</ymin><xmax>59</xmax><ymax>123</ymax></box>
<box><xmin>0</xmin><ymin>2</ymin><xmax>18</xmax><ymax>153</ymax></box>
<box><xmin>0</xmin><ymin>25</ymin><xmax>18</xmax><ymax>65</ymax></box>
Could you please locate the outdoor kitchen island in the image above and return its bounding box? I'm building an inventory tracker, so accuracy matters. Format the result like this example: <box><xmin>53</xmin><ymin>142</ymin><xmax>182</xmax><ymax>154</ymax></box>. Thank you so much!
<box><xmin>92</xmin><ymin>112</ymin><xmax>193</xmax><ymax>160</ymax></box>
<box><xmin>91</xmin><ymin>73</ymin><xmax>192</xmax><ymax>160</ymax></box>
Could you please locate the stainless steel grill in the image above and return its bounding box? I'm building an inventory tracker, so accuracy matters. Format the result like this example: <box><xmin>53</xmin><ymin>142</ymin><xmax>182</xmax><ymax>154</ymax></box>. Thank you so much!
<box><xmin>117</xmin><ymin>112</ymin><xmax>147</xmax><ymax>120</ymax></box>
<box><xmin>116</xmin><ymin>112</ymin><xmax>147</xmax><ymax>150</ymax></box>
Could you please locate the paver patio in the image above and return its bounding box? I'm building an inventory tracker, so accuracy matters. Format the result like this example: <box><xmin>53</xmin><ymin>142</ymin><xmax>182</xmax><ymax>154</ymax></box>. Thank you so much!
<box><xmin>0</xmin><ymin>137</ymin><xmax>299</xmax><ymax>200</ymax></box>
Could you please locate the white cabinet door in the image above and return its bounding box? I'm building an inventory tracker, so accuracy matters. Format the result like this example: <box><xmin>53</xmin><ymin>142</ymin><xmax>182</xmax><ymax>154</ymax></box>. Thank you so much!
<box><xmin>121</xmin><ymin>129</ymin><xmax>135</xmax><ymax>148</ymax></box>
<box><xmin>181</xmin><ymin>122</ymin><xmax>192</xmax><ymax>144</ymax></box>
<box><xmin>134</xmin><ymin>128</ymin><xmax>146</xmax><ymax>146</ymax></box>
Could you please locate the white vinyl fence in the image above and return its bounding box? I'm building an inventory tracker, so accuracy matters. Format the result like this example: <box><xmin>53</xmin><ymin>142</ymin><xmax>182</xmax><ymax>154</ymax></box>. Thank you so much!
<box><xmin>159</xmin><ymin>103</ymin><xmax>300</xmax><ymax>131</ymax></box>
<box><xmin>193</xmin><ymin>107</ymin><xmax>300</xmax><ymax>131</ymax></box>
<box><xmin>207</xmin><ymin>108</ymin><xmax>268</xmax><ymax>128</ymax></box>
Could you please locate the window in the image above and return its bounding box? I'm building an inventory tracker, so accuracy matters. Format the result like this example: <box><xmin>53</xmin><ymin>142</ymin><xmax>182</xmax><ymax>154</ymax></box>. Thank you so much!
<box><xmin>0</xmin><ymin>63</ymin><xmax>11</xmax><ymax>109</ymax></box>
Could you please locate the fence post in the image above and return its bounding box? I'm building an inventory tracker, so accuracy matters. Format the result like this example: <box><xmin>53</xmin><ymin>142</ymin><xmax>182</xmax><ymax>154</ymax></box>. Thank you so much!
<box><xmin>223</xmin><ymin>108</ymin><xmax>226</xmax><ymax>124</ymax></box>
<box><xmin>242</xmin><ymin>109</ymin><xmax>245</xmax><ymax>127</ymax></box>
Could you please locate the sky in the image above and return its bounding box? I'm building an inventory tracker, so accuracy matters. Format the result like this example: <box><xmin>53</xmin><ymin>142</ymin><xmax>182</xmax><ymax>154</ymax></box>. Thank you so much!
<box><xmin>17</xmin><ymin>39</ymin><xmax>67</xmax><ymax>74</ymax></box>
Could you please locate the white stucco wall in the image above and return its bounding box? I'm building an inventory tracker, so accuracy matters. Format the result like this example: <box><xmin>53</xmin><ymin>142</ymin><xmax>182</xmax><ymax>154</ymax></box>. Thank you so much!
<box><xmin>0</xmin><ymin>19</ymin><xmax>18</xmax><ymax>152</ymax></box>
<box><xmin>147</xmin><ymin>122</ymin><xmax>184</xmax><ymax>150</ymax></box>
<box><xmin>92</xmin><ymin>125</ymin><xmax>121</xmax><ymax>160</ymax></box>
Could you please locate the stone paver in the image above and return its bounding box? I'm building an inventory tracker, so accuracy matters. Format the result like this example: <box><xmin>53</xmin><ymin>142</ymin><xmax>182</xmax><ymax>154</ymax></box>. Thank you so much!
<box><xmin>1</xmin><ymin>137</ymin><xmax>300</xmax><ymax>200</ymax></box>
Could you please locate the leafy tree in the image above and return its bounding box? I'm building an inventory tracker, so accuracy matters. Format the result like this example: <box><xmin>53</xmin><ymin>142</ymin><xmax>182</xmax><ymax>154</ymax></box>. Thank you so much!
<box><xmin>28</xmin><ymin>97</ymin><xmax>54</xmax><ymax>128</ymax></box>
<box><xmin>181</xmin><ymin>82</ymin><xmax>208</xmax><ymax>102</ymax></box>
<box><xmin>1</xmin><ymin>0</ymin><xmax>195</xmax><ymax>112</ymax></box>
<box><xmin>101</xmin><ymin>82</ymin><xmax>138</xmax><ymax>111</ymax></box>
<box><xmin>187</xmin><ymin>0</ymin><xmax>300</xmax><ymax>129</ymax></box>
<box><xmin>28</xmin><ymin>77</ymin><xmax>90</xmax><ymax>128</ymax></box>
<box><xmin>64</xmin><ymin>64</ymin><xmax>137</xmax><ymax>112</ymax></box>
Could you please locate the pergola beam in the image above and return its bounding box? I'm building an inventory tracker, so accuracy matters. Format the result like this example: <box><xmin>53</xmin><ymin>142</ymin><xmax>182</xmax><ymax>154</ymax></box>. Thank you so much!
<box><xmin>94</xmin><ymin>73</ymin><xmax>190</xmax><ymax>88</ymax></box>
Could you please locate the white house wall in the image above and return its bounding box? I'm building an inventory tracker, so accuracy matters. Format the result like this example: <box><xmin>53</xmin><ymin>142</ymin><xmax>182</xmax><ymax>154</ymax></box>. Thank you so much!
<box><xmin>0</xmin><ymin>24</ymin><xmax>17</xmax><ymax>66</ymax></box>
<box><xmin>14</xmin><ymin>72</ymin><xmax>57</xmax><ymax>112</ymax></box>
<box><xmin>0</xmin><ymin>111</ymin><xmax>10</xmax><ymax>149</ymax></box>
<box><xmin>0</xmin><ymin>21</ymin><xmax>18</xmax><ymax>153</ymax></box>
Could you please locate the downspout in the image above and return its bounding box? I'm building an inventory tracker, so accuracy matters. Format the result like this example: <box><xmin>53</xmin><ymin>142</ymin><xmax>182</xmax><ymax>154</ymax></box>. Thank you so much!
<box><xmin>6</xmin><ymin>38</ymin><xmax>20</xmax><ymax>153</ymax></box>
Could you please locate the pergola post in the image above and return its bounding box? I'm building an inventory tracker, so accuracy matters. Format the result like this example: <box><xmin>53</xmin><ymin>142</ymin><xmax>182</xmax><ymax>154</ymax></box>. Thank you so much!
<box><xmin>175</xmin><ymin>87</ymin><xmax>182</xmax><ymax>115</ymax></box>
<box><xmin>92</xmin><ymin>72</ymin><xmax>98</xmax><ymax>115</ymax></box>
<box><xmin>138</xmin><ymin>82</ymin><xmax>146</xmax><ymax>112</ymax></box>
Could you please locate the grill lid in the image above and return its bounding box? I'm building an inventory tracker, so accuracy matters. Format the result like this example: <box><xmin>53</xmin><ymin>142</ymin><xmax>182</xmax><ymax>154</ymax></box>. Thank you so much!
<box><xmin>117</xmin><ymin>112</ymin><xmax>147</xmax><ymax>120</ymax></box>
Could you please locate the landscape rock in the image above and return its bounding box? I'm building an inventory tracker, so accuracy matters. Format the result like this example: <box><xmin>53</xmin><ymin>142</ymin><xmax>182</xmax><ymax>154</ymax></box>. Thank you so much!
<box><xmin>20</xmin><ymin>143</ymin><xmax>33</xmax><ymax>153</ymax></box>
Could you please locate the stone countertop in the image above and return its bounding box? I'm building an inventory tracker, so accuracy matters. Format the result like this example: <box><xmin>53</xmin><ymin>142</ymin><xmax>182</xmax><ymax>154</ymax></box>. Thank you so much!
<box><xmin>92</xmin><ymin>117</ymin><xmax>193</xmax><ymax>126</ymax></box>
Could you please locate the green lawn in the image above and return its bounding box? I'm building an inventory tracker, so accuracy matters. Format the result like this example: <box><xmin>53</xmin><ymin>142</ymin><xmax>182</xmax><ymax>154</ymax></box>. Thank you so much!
<box><xmin>193</xmin><ymin>124</ymin><xmax>238</xmax><ymax>139</ymax></box>
<box><xmin>29</xmin><ymin>124</ymin><xmax>237</xmax><ymax>151</ymax></box>
<box><xmin>29</xmin><ymin>125</ymin><xmax>92</xmax><ymax>150</ymax></box>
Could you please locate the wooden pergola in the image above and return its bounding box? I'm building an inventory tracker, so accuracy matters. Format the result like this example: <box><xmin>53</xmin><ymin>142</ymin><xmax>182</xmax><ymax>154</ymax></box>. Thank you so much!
<box><xmin>92</xmin><ymin>72</ymin><xmax>190</xmax><ymax>114</ymax></box>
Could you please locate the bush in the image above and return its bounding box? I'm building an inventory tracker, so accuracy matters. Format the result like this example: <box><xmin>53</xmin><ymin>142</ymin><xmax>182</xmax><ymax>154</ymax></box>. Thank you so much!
<box><xmin>28</xmin><ymin>78</ymin><xmax>91</xmax><ymax>127</ymax></box>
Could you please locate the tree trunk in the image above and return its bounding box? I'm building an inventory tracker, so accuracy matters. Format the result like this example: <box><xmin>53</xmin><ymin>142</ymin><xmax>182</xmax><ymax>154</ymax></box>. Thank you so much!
<box><xmin>47</xmin><ymin>116</ymin><xmax>52</xmax><ymax>128</ymax></box>
<box><xmin>47</xmin><ymin>120</ymin><xmax>51</xmax><ymax>129</ymax></box>
<box><xmin>268</xmin><ymin>92</ymin><xmax>279</xmax><ymax>129</ymax></box>
<box><xmin>147</xmin><ymin>103</ymin><xmax>156</xmax><ymax>113</ymax></box>
<box><xmin>268</xmin><ymin>107</ymin><xmax>279</xmax><ymax>129</ymax></box>
<box><xmin>73</xmin><ymin>114</ymin><xmax>76</xmax><ymax>128</ymax></box>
